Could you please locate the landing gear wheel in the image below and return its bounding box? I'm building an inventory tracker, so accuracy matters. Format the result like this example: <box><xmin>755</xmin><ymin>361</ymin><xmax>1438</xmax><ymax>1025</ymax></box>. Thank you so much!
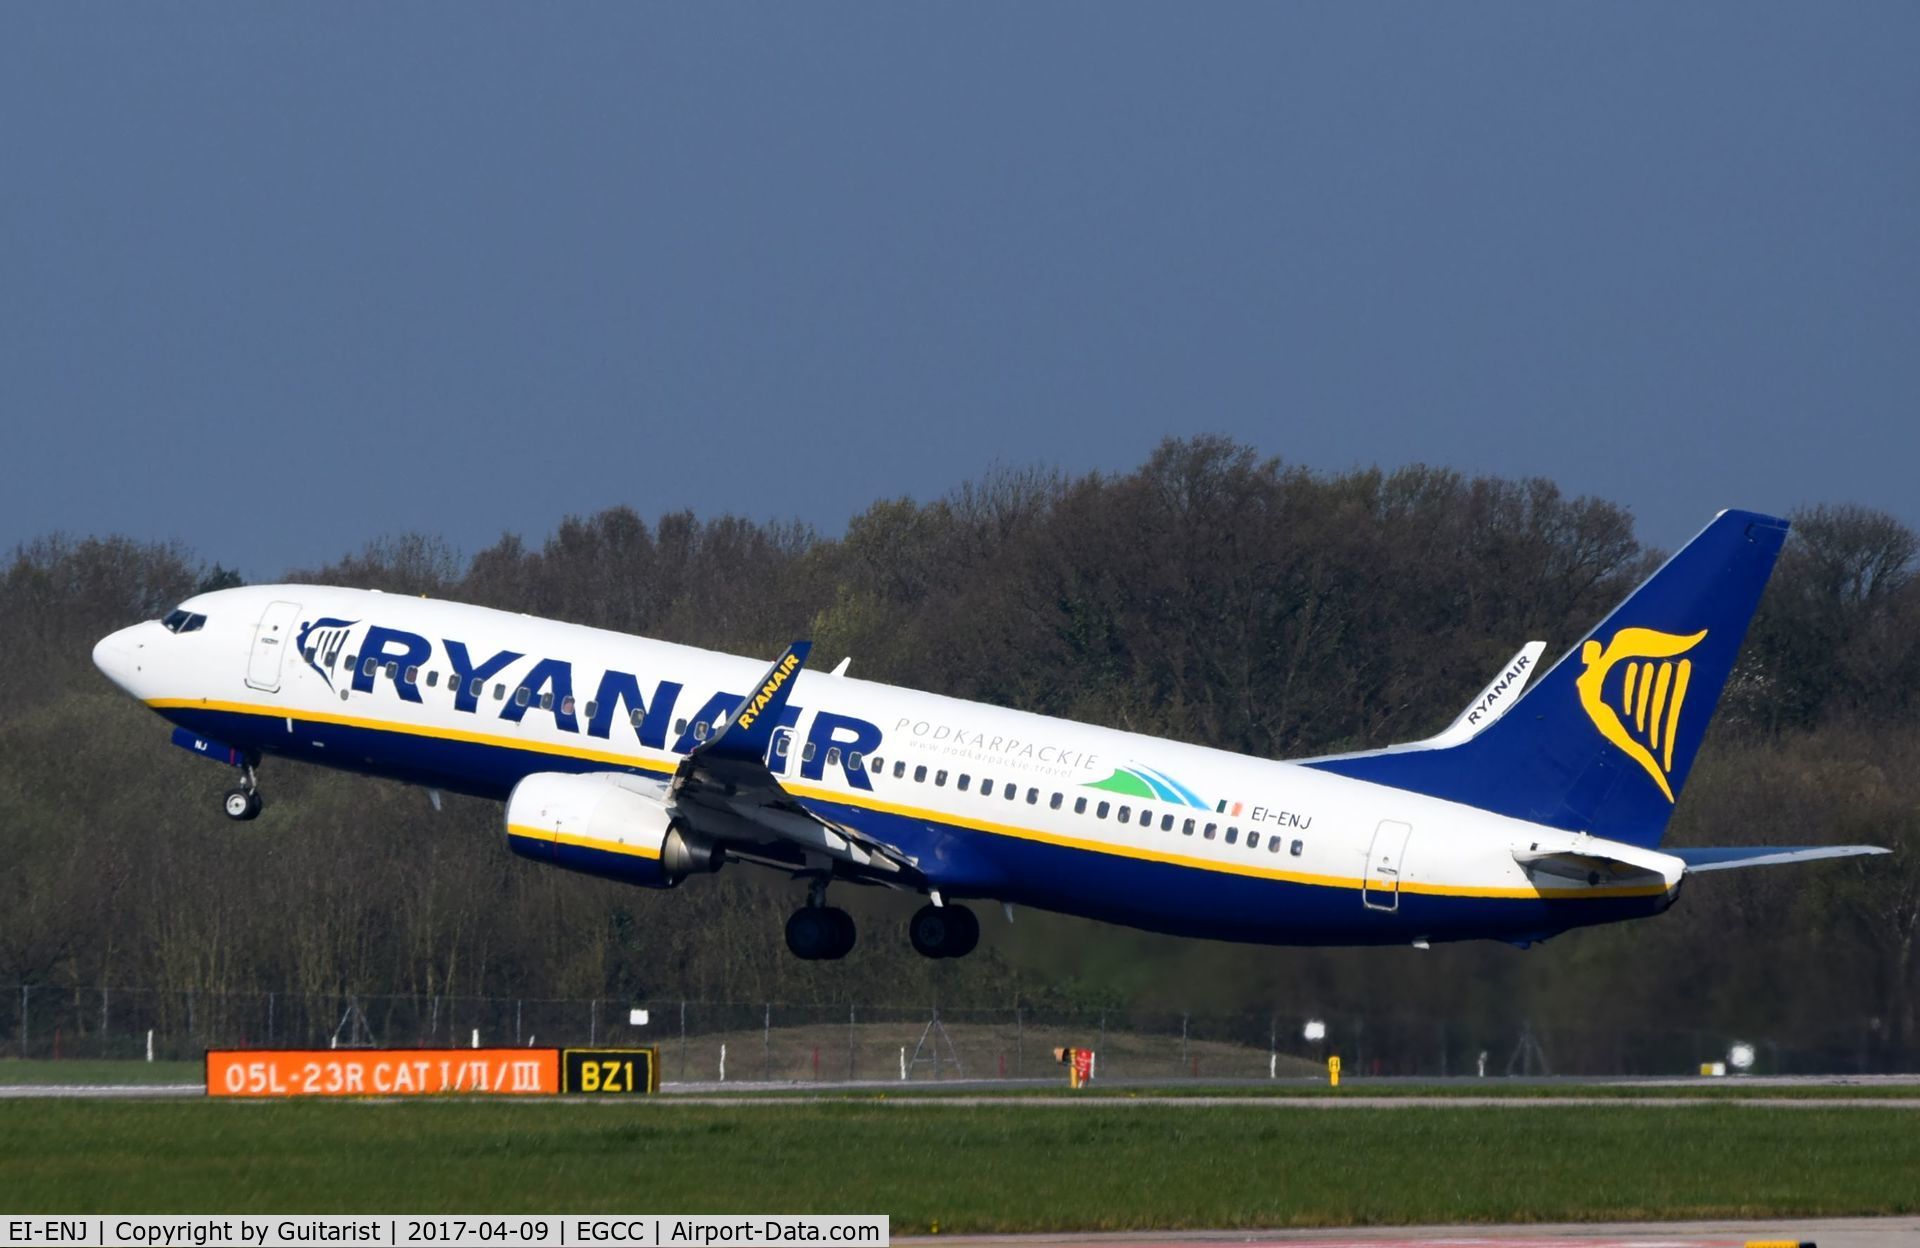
<box><xmin>222</xmin><ymin>788</ymin><xmax>262</xmax><ymax>822</ymax></box>
<box><xmin>822</xmin><ymin>907</ymin><xmax>856</xmax><ymax>960</ymax></box>
<box><xmin>909</xmin><ymin>902</ymin><xmax>979</xmax><ymax>959</ymax></box>
<box><xmin>786</xmin><ymin>906</ymin><xmax>856</xmax><ymax>961</ymax></box>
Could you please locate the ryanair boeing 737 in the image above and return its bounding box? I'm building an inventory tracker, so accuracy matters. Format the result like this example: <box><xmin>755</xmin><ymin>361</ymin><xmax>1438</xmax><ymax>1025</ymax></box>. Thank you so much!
<box><xmin>92</xmin><ymin>510</ymin><xmax>1886</xmax><ymax>960</ymax></box>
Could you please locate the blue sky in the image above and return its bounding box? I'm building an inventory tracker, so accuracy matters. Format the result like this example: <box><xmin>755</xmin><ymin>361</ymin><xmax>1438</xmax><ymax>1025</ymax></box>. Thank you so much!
<box><xmin>3</xmin><ymin>4</ymin><xmax>1914</xmax><ymax>576</ymax></box>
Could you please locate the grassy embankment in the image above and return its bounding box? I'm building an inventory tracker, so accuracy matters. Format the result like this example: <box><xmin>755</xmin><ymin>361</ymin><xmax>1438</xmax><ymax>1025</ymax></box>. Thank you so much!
<box><xmin>0</xmin><ymin>1100</ymin><xmax>1914</xmax><ymax>1227</ymax></box>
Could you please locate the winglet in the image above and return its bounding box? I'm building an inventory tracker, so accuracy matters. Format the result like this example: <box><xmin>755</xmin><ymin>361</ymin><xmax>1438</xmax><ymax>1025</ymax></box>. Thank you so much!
<box><xmin>694</xmin><ymin>641</ymin><xmax>812</xmax><ymax>764</ymax></box>
<box><xmin>1421</xmin><ymin>641</ymin><xmax>1546</xmax><ymax>748</ymax></box>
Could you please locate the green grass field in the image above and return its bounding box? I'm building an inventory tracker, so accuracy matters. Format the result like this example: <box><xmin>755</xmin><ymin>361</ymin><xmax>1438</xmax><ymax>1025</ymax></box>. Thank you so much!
<box><xmin>0</xmin><ymin>1101</ymin><xmax>1914</xmax><ymax>1229</ymax></box>
<box><xmin>0</xmin><ymin>1060</ymin><xmax>202</xmax><ymax>1085</ymax></box>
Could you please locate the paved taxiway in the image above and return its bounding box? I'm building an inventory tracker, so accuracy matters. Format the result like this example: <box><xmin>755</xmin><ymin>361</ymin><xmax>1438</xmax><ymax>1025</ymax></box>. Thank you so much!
<box><xmin>897</xmin><ymin>1218</ymin><xmax>1920</xmax><ymax>1248</ymax></box>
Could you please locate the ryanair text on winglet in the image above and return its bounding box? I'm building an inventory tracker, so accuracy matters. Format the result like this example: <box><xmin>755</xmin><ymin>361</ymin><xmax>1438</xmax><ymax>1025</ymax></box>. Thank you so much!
<box><xmin>735</xmin><ymin>653</ymin><xmax>800</xmax><ymax>733</ymax></box>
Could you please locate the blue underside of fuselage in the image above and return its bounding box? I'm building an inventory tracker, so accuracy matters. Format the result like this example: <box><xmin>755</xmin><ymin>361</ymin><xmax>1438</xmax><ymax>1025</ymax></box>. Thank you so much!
<box><xmin>160</xmin><ymin>704</ymin><xmax>1674</xmax><ymax>947</ymax></box>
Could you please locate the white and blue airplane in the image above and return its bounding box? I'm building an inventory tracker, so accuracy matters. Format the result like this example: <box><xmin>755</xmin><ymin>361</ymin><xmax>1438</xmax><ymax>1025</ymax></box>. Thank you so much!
<box><xmin>92</xmin><ymin>509</ymin><xmax>1886</xmax><ymax>960</ymax></box>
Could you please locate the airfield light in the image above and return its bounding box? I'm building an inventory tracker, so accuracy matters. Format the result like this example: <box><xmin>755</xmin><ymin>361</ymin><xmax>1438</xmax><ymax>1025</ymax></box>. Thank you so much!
<box><xmin>1728</xmin><ymin>1042</ymin><xmax>1755</xmax><ymax>1072</ymax></box>
<box><xmin>1303</xmin><ymin>1020</ymin><xmax>1327</xmax><ymax>1042</ymax></box>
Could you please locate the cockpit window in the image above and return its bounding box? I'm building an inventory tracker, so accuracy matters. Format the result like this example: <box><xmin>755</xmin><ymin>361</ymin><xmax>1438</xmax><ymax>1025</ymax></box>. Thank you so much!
<box><xmin>161</xmin><ymin>609</ymin><xmax>207</xmax><ymax>634</ymax></box>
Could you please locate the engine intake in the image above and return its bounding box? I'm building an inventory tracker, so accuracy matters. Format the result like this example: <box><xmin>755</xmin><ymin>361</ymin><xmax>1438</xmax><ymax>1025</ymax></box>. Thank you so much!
<box><xmin>504</xmin><ymin>771</ymin><xmax>719</xmax><ymax>889</ymax></box>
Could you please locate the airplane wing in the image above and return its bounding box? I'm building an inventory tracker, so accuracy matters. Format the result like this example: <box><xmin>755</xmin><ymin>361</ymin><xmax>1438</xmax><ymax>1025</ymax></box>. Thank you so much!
<box><xmin>666</xmin><ymin>641</ymin><xmax>914</xmax><ymax>881</ymax></box>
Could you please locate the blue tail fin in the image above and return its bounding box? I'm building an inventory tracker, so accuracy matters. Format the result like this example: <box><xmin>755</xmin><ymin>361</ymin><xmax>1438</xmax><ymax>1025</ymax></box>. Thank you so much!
<box><xmin>1307</xmin><ymin>510</ymin><xmax>1789</xmax><ymax>848</ymax></box>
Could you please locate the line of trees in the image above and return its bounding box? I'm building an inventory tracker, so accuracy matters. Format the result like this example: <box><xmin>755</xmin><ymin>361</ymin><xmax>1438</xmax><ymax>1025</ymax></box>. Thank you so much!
<box><xmin>2</xmin><ymin>437</ymin><xmax>1914</xmax><ymax>1068</ymax></box>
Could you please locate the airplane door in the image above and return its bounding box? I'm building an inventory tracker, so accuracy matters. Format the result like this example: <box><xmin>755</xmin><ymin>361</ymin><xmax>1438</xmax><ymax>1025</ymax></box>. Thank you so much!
<box><xmin>1363</xmin><ymin>820</ymin><xmax>1414</xmax><ymax>912</ymax></box>
<box><xmin>245</xmin><ymin>600</ymin><xmax>304</xmax><ymax>693</ymax></box>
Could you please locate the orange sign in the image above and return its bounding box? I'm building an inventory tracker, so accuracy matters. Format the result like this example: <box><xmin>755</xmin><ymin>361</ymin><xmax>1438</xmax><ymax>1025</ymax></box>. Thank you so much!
<box><xmin>206</xmin><ymin>1049</ymin><xmax>559</xmax><ymax>1097</ymax></box>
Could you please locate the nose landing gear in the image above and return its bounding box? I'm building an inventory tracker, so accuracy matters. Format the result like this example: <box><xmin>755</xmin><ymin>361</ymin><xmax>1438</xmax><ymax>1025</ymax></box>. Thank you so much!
<box><xmin>909</xmin><ymin>901</ymin><xmax>979</xmax><ymax>959</ymax></box>
<box><xmin>222</xmin><ymin>764</ymin><xmax>264</xmax><ymax>822</ymax></box>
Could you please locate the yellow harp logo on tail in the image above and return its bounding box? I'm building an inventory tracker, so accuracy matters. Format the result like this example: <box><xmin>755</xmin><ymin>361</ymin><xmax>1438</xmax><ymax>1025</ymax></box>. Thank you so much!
<box><xmin>1575</xmin><ymin>627</ymin><xmax>1708</xmax><ymax>803</ymax></box>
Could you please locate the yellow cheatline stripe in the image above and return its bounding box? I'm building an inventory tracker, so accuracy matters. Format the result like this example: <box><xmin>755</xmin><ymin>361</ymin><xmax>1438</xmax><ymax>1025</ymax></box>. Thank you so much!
<box><xmin>151</xmin><ymin>698</ymin><xmax>1670</xmax><ymax>903</ymax></box>
<box><xmin>507</xmin><ymin>823</ymin><xmax>662</xmax><ymax>861</ymax></box>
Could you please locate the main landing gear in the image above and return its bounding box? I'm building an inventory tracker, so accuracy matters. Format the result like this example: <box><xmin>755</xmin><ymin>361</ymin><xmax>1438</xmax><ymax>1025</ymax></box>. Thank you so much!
<box><xmin>909</xmin><ymin>902</ymin><xmax>978</xmax><ymax>959</ymax></box>
<box><xmin>785</xmin><ymin>906</ymin><xmax>856</xmax><ymax>961</ymax></box>
<box><xmin>222</xmin><ymin>763</ymin><xmax>264</xmax><ymax>822</ymax></box>
<box><xmin>786</xmin><ymin>876</ymin><xmax>857</xmax><ymax>961</ymax></box>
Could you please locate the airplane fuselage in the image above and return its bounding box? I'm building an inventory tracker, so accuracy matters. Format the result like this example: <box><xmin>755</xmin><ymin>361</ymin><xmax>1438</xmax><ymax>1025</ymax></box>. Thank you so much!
<box><xmin>93</xmin><ymin>584</ymin><xmax>1679</xmax><ymax>950</ymax></box>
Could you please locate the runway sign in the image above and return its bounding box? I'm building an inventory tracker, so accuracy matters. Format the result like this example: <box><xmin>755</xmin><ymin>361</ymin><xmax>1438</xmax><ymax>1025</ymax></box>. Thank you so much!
<box><xmin>561</xmin><ymin>1046</ymin><xmax>659</xmax><ymax>1094</ymax></box>
<box><xmin>205</xmin><ymin>1049</ymin><xmax>559</xmax><ymax>1097</ymax></box>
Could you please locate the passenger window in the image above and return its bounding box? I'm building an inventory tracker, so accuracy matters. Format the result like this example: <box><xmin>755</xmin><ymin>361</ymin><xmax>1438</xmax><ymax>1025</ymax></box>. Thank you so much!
<box><xmin>1049</xmin><ymin>793</ymin><xmax>1063</xmax><ymax>810</ymax></box>
<box><xmin>674</xmin><ymin>718</ymin><xmax>688</xmax><ymax>735</ymax></box>
<box><xmin>582</xmin><ymin>700</ymin><xmax>595</xmax><ymax>718</ymax></box>
<box><xmin>893</xmin><ymin>761</ymin><xmax>905</xmax><ymax>779</ymax></box>
<box><xmin>829</xmin><ymin>747</ymin><xmax>844</xmax><ymax>768</ymax></box>
<box><xmin>694</xmin><ymin>720</ymin><xmax>710</xmax><ymax>740</ymax></box>
<box><xmin>404</xmin><ymin>665</ymin><xmax>419</xmax><ymax>684</ymax></box>
<box><xmin>803</xmin><ymin>742</ymin><xmax>816</xmax><ymax>761</ymax></box>
<box><xmin>540</xmin><ymin>693</ymin><xmax>553</xmax><ymax>711</ymax></box>
<box><xmin>384</xmin><ymin>661</ymin><xmax>398</xmax><ymax>680</ymax></box>
<box><xmin>1182</xmin><ymin>818</ymin><xmax>1195</xmax><ymax>835</ymax></box>
<box><xmin>1225</xmin><ymin>827</ymin><xmax>1239</xmax><ymax>844</ymax></box>
<box><xmin>515</xmin><ymin>688</ymin><xmax>531</xmax><ymax>707</ymax></box>
<box><xmin>914</xmin><ymin>765</ymin><xmax>927</xmax><ymax>783</ymax></box>
<box><xmin>1270</xmin><ymin>837</ymin><xmax>1283</xmax><ymax>854</ymax></box>
<box><xmin>775</xmin><ymin>736</ymin><xmax>790</xmax><ymax>758</ymax></box>
<box><xmin>1074</xmin><ymin>797</ymin><xmax>1088</xmax><ymax>815</ymax></box>
<box><xmin>363</xmin><ymin>658</ymin><xmax>377</xmax><ymax>677</ymax></box>
<box><xmin>469</xmin><ymin>678</ymin><xmax>483</xmax><ymax>697</ymax></box>
<box><xmin>981</xmin><ymin>780</ymin><xmax>994</xmax><ymax>797</ymax></box>
<box><xmin>344</xmin><ymin>655</ymin><xmax>357</xmax><ymax>671</ymax></box>
<box><xmin>933</xmin><ymin>768</ymin><xmax>946</xmax><ymax>786</ymax></box>
<box><xmin>848</xmin><ymin>752</ymin><xmax>862</xmax><ymax>771</ymax></box>
<box><xmin>1139</xmin><ymin>808</ymin><xmax>1153</xmax><ymax>826</ymax></box>
<box><xmin>1097</xmin><ymin>802</ymin><xmax>1110</xmax><ymax>819</ymax></box>
<box><xmin>1027</xmin><ymin>788</ymin><xmax>1038</xmax><ymax>804</ymax></box>
<box><xmin>1005</xmin><ymin>785</ymin><xmax>1017</xmax><ymax>801</ymax></box>
<box><xmin>303</xmin><ymin>648</ymin><xmax>318</xmax><ymax>663</ymax></box>
<box><xmin>426</xmin><ymin>671</ymin><xmax>439</xmax><ymax>688</ymax></box>
<box><xmin>868</xmin><ymin>756</ymin><xmax>882</xmax><ymax>773</ymax></box>
<box><xmin>493</xmin><ymin>683</ymin><xmax>506</xmax><ymax>700</ymax></box>
<box><xmin>1203</xmin><ymin>823</ymin><xmax>1217</xmax><ymax>840</ymax></box>
<box><xmin>1291</xmin><ymin>839</ymin><xmax>1305</xmax><ymax>856</ymax></box>
<box><xmin>1118</xmin><ymin>805</ymin><xmax>1131</xmax><ymax>822</ymax></box>
<box><xmin>957</xmin><ymin>774</ymin><xmax>971</xmax><ymax>792</ymax></box>
<box><xmin>1161</xmin><ymin>814</ymin><xmax>1174</xmax><ymax>831</ymax></box>
<box><xmin>1247</xmin><ymin>832</ymin><xmax>1260</xmax><ymax>850</ymax></box>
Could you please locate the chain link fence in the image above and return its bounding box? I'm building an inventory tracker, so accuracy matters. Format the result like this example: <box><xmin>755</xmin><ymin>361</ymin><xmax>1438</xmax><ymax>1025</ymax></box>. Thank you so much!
<box><xmin>0</xmin><ymin>985</ymin><xmax>1902</xmax><ymax>1078</ymax></box>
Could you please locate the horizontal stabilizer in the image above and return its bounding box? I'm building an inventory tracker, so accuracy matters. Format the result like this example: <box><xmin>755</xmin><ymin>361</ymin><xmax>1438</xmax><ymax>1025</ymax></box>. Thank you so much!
<box><xmin>1512</xmin><ymin>835</ymin><xmax>1683</xmax><ymax>888</ymax></box>
<box><xmin>1672</xmin><ymin>845</ymin><xmax>1891</xmax><ymax>873</ymax></box>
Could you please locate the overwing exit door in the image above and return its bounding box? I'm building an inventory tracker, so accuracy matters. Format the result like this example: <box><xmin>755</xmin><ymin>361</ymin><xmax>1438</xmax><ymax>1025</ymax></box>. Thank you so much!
<box><xmin>245</xmin><ymin>600</ymin><xmax>303</xmax><ymax>693</ymax></box>
<box><xmin>1363</xmin><ymin>819</ymin><xmax>1414</xmax><ymax>912</ymax></box>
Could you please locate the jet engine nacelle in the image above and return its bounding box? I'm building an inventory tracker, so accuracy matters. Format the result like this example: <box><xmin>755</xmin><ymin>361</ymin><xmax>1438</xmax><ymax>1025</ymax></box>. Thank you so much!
<box><xmin>504</xmin><ymin>771</ymin><xmax>720</xmax><ymax>889</ymax></box>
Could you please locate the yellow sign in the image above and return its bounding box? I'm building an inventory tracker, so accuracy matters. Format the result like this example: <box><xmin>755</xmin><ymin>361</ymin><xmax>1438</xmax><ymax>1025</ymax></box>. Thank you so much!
<box><xmin>1328</xmin><ymin>1055</ymin><xmax>1341</xmax><ymax>1087</ymax></box>
<box><xmin>1576</xmin><ymin>626</ymin><xmax>1707</xmax><ymax>801</ymax></box>
<box><xmin>562</xmin><ymin>1047</ymin><xmax>659</xmax><ymax>1094</ymax></box>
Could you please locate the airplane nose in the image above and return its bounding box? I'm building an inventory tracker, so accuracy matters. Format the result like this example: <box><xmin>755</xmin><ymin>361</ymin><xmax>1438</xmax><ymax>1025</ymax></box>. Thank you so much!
<box><xmin>92</xmin><ymin>627</ymin><xmax>137</xmax><ymax>691</ymax></box>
